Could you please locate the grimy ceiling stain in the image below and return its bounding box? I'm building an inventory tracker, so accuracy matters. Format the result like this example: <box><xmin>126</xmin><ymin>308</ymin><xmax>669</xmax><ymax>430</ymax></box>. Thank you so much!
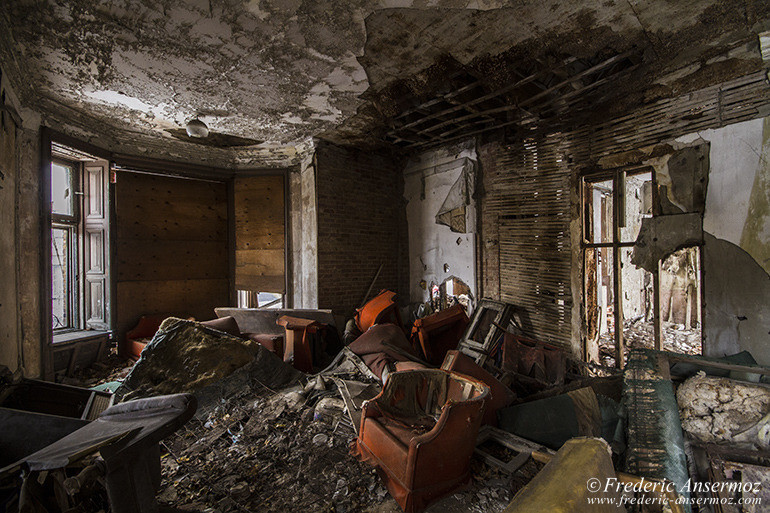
<box><xmin>0</xmin><ymin>0</ymin><xmax>767</xmax><ymax>166</ymax></box>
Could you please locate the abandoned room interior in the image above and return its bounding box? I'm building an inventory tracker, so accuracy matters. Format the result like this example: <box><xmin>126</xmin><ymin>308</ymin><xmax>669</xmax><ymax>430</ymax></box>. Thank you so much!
<box><xmin>1</xmin><ymin>0</ymin><xmax>770</xmax><ymax>512</ymax></box>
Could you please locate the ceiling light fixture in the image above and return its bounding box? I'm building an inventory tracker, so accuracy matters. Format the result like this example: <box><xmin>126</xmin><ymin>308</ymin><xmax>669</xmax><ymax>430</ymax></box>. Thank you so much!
<box><xmin>185</xmin><ymin>117</ymin><xmax>209</xmax><ymax>138</ymax></box>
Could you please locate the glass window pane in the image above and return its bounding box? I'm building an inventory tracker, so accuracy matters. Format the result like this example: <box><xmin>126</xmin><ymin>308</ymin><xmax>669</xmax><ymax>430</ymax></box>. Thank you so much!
<box><xmin>52</xmin><ymin>227</ymin><xmax>70</xmax><ymax>329</ymax></box>
<box><xmin>619</xmin><ymin>171</ymin><xmax>653</xmax><ymax>243</ymax></box>
<box><xmin>257</xmin><ymin>292</ymin><xmax>283</xmax><ymax>309</ymax></box>
<box><xmin>51</xmin><ymin>163</ymin><xmax>73</xmax><ymax>216</ymax></box>
<box><xmin>584</xmin><ymin>179</ymin><xmax>613</xmax><ymax>243</ymax></box>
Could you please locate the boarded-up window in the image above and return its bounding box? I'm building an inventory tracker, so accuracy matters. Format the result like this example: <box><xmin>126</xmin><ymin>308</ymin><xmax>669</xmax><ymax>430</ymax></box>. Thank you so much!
<box><xmin>234</xmin><ymin>175</ymin><xmax>285</xmax><ymax>294</ymax></box>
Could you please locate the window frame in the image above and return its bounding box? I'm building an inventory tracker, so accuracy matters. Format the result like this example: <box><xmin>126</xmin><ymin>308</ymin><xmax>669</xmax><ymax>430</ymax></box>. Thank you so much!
<box><xmin>581</xmin><ymin>165</ymin><xmax>664</xmax><ymax>368</ymax></box>
<box><xmin>50</xmin><ymin>158</ymin><xmax>83</xmax><ymax>332</ymax></box>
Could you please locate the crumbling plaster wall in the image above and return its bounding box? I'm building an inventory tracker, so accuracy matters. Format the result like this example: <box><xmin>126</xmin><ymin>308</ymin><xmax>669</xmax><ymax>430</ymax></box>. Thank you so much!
<box><xmin>675</xmin><ymin>118</ymin><xmax>770</xmax><ymax>365</ymax></box>
<box><xmin>402</xmin><ymin>140</ymin><xmax>476</xmax><ymax>307</ymax></box>
<box><xmin>314</xmin><ymin>142</ymin><xmax>408</xmax><ymax>318</ymax></box>
<box><xmin>0</xmin><ymin>70</ymin><xmax>43</xmax><ymax>377</ymax></box>
<box><xmin>289</xmin><ymin>152</ymin><xmax>319</xmax><ymax>309</ymax></box>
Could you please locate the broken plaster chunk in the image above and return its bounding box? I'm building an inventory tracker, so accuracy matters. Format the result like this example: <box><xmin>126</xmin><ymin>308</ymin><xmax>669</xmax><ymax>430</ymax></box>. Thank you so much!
<box><xmin>631</xmin><ymin>213</ymin><xmax>702</xmax><ymax>273</ymax></box>
<box><xmin>676</xmin><ymin>371</ymin><xmax>770</xmax><ymax>447</ymax></box>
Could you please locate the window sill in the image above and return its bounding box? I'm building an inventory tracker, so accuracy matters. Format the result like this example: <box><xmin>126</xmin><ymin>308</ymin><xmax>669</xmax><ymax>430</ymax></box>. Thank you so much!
<box><xmin>52</xmin><ymin>330</ymin><xmax>111</xmax><ymax>346</ymax></box>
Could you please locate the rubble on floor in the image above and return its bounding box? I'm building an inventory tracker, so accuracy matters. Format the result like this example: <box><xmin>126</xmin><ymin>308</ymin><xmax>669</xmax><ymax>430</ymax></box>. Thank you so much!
<box><xmin>114</xmin><ymin>317</ymin><xmax>300</xmax><ymax>405</ymax></box>
<box><xmin>9</xmin><ymin>294</ymin><xmax>770</xmax><ymax>513</ymax></box>
<box><xmin>598</xmin><ymin>318</ymin><xmax>701</xmax><ymax>367</ymax></box>
<box><xmin>63</xmin><ymin>350</ymin><xmax>133</xmax><ymax>388</ymax></box>
<box><xmin>157</xmin><ymin>381</ymin><xmax>541</xmax><ymax>513</ymax></box>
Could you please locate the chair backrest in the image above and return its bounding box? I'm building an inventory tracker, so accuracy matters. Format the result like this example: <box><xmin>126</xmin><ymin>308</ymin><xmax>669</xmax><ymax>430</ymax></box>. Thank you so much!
<box><xmin>375</xmin><ymin>369</ymin><xmax>488</xmax><ymax>424</ymax></box>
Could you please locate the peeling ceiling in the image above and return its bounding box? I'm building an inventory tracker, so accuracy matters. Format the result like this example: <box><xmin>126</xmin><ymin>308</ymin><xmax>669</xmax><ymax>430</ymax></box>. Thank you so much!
<box><xmin>0</xmin><ymin>0</ymin><xmax>768</xmax><ymax>163</ymax></box>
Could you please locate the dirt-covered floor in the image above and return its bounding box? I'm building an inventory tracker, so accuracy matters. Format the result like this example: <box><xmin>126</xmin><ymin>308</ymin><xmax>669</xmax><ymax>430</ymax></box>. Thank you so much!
<box><xmin>599</xmin><ymin>319</ymin><xmax>701</xmax><ymax>367</ymax></box>
<box><xmin>156</xmin><ymin>384</ymin><xmax>542</xmax><ymax>513</ymax></box>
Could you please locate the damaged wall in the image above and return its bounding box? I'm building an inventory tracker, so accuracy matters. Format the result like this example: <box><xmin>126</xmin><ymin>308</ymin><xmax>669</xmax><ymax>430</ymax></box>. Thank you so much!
<box><xmin>672</xmin><ymin>117</ymin><xmax>770</xmax><ymax>365</ymax></box>
<box><xmin>403</xmin><ymin>140</ymin><xmax>476</xmax><ymax>307</ymax></box>
<box><xmin>0</xmin><ymin>69</ymin><xmax>42</xmax><ymax>377</ymax></box>
<box><xmin>114</xmin><ymin>172</ymin><xmax>230</xmax><ymax>355</ymax></box>
<box><xmin>478</xmin><ymin>137</ymin><xmax>575</xmax><ymax>352</ymax></box>
<box><xmin>314</xmin><ymin>142</ymin><xmax>407</xmax><ymax>317</ymax></box>
<box><xmin>0</xmin><ymin>72</ymin><xmax>19</xmax><ymax>373</ymax></box>
<box><xmin>478</xmin><ymin>70</ymin><xmax>770</xmax><ymax>360</ymax></box>
<box><xmin>289</xmin><ymin>154</ymin><xmax>318</xmax><ymax>309</ymax></box>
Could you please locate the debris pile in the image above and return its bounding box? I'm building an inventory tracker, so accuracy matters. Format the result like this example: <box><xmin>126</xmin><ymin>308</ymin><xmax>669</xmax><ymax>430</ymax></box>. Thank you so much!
<box><xmin>598</xmin><ymin>318</ymin><xmax>701</xmax><ymax>366</ymax></box>
<box><xmin>114</xmin><ymin>317</ymin><xmax>300</xmax><ymax>404</ymax></box>
<box><xmin>5</xmin><ymin>293</ymin><xmax>769</xmax><ymax>513</ymax></box>
<box><xmin>157</xmin><ymin>382</ymin><xmax>536</xmax><ymax>513</ymax></box>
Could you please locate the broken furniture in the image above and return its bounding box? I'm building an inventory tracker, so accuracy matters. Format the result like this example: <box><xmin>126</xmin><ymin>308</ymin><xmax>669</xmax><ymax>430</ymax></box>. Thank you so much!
<box><xmin>503</xmin><ymin>437</ymin><xmax>625</xmax><ymax>512</ymax></box>
<box><xmin>501</xmin><ymin>332</ymin><xmax>567</xmax><ymax>395</ymax></box>
<box><xmin>0</xmin><ymin>378</ymin><xmax>112</xmax><ymax>421</ymax></box>
<box><xmin>474</xmin><ymin>425</ymin><xmax>547</xmax><ymax>473</ymax></box>
<box><xmin>215</xmin><ymin>307</ymin><xmax>337</xmax><ymax>337</ymax></box>
<box><xmin>456</xmin><ymin>298</ymin><xmax>512</xmax><ymax>367</ymax></box>
<box><xmin>410</xmin><ymin>304</ymin><xmax>469</xmax><ymax>366</ymax></box>
<box><xmin>125</xmin><ymin>314</ymin><xmax>168</xmax><ymax>360</ymax></box>
<box><xmin>1</xmin><ymin>393</ymin><xmax>197</xmax><ymax>513</ymax></box>
<box><xmin>354</xmin><ymin>369</ymin><xmax>489</xmax><ymax>513</ymax></box>
<box><xmin>355</xmin><ymin>290</ymin><xmax>404</xmax><ymax>333</ymax></box>
<box><xmin>245</xmin><ymin>333</ymin><xmax>284</xmax><ymax>358</ymax></box>
<box><xmin>441</xmin><ymin>349</ymin><xmax>514</xmax><ymax>426</ymax></box>
<box><xmin>277</xmin><ymin>315</ymin><xmax>327</xmax><ymax>373</ymax></box>
<box><xmin>348</xmin><ymin>323</ymin><xmax>423</xmax><ymax>381</ymax></box>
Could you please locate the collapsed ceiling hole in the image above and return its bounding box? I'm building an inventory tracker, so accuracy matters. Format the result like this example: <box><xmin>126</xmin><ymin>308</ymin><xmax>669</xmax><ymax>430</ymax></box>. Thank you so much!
<box><xmin>165</xmin><ymin>129</ymin><xmax>263</xmax><ymax>148</ymax></box>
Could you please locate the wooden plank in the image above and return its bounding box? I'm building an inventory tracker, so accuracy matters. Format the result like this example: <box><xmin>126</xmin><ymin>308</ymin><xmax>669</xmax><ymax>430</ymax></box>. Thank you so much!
<box><xmin>235</xmin><ymin>248</ymin><xmax>286</xmax><ymax>292</ymax></box>
<box><xmin>117</xmin><ymin>239</ymin><xmax>228</xmax><ymax>281</ymax></box>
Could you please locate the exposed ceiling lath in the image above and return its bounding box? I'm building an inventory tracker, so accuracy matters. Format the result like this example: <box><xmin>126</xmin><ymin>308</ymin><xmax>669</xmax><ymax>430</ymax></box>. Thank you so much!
<box><xmin>384</xmin><ymin>49</ymin><xmax>643</xmax><ymax>149</ymax></box>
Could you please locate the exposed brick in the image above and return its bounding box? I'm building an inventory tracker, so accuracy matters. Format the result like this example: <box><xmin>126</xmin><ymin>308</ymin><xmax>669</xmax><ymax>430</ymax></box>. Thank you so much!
<box><xmin>315</xmin><ymin>142</ymin><xmax>409</xmax><ymax>318</ymax></box>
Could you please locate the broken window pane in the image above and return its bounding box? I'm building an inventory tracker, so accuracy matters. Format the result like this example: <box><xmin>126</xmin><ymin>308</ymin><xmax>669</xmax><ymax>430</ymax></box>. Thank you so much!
<box><xmin>619</xmin><ymin>171</ymin><xmax>653</xmax><ymax>243</ymax></box>
<box><xmin>591</xmin><ymin>247</ymin><xmax>615</xmax><ymax>366</ymax></box>
<box><xmin>51</xmin><ymin>162</ymin><xmax>74</xmax><ymax>216</ymax></box>
<box><xmin>620</xmin><ymin>247</ymin><xmax>654</xmax><ymax>351</ymax></box>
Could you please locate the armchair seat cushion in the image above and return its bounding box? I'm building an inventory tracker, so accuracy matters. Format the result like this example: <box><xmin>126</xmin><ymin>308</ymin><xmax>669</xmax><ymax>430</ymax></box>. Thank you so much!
<box><xmin>354</xmin><ymin>369</ymin><xmax>489</xmax><ymax>513</ymax></box>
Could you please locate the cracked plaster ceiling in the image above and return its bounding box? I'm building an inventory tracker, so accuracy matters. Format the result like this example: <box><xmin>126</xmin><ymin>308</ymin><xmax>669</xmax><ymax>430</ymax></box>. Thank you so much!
<box><xmin>1</xmin><ymin>0</ymin><xmax>769</xmax><ymax>165</ymax></box>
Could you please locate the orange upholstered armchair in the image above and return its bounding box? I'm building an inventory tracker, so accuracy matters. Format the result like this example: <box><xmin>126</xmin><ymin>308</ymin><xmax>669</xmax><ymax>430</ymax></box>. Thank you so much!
<box><xmin>354</xmin><ymin>369</ymin><xmax>489</xmax><ymax>513</ymax></box>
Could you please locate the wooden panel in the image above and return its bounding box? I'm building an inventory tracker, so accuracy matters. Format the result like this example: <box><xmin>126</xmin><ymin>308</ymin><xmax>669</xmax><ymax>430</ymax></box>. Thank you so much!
<box><xmin>116</xmin><ymin>279</ymin><xmax>230</xmax><ymax>336</ymax></box>
<box><xmin>234</xmin><ymin>175</ymin><xmax>285</xmax><ymax>293</ymax></box>
<box><xmin>116</xmin><ymin>173</ymin><xmax>227</xmax><ymax>241</ymax></box>
<box><xmin>117</xmin><ymin>240</ymin><xmax>228</xmax><ymax>281</ymax></box>
<box><xmin>114</xmin><ymin>171</ymin><xmax>230</xmax><ymax>356</ymax></box>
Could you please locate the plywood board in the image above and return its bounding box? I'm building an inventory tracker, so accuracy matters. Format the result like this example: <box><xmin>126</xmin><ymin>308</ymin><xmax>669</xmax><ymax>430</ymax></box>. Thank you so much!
<box><xmin>234</xmin><ymin>175</ymin><xmax>285</xmax><ymax>293</ymax></box>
